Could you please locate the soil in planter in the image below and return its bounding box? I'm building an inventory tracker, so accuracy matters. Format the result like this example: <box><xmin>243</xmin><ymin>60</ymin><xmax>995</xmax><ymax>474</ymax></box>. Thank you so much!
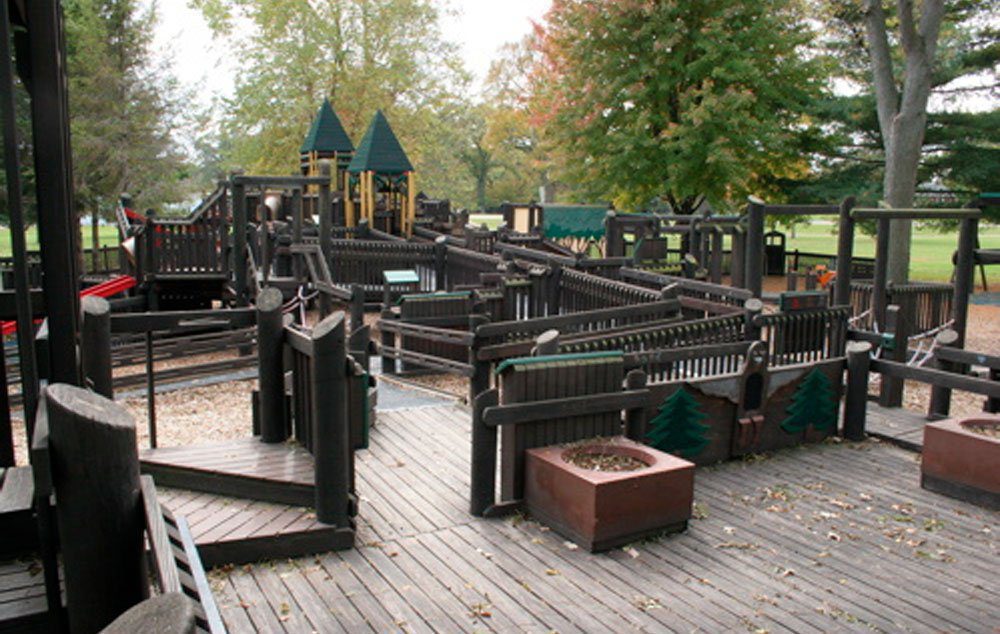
<box><xmin>965</xmin><ymin>423</ymin><xmax>1000</xmax><ymax>439</ymax></box>
<box><xmin>564</xmin><ymin>449</ymin><xmax>649</xmax><ymax>472</ymax></box>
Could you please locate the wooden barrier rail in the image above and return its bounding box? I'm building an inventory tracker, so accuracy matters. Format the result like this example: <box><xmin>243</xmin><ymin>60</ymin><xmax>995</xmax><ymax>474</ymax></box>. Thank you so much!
<box><xmin>559</xmin><ymin>268</ymin><xmax>661</xmax><ymax>312</ymax></box>
<box><xmin>752</xmin><ymin>306</ymin><xmax>849</xmax><ymax>367</ymax></box>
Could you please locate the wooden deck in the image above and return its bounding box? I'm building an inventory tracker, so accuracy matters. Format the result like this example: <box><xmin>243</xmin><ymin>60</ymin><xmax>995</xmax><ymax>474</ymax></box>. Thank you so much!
<box><xmin>204</xmin><ymin>404</ymin><xmax>1000</xmax><ymax>633</ymax></box>
<box><xmin>0</xmin><ymin>558</ymin><xmax>53</xmax><ymax>631</ymax></box>
<box><xmin>865</xmin><ymin>402</ymin><xmax>929</xmax><ymax>451</ymax></box>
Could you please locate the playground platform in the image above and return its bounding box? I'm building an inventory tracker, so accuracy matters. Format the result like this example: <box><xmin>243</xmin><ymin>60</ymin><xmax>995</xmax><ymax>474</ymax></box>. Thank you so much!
<box><xmin>164</xmin><ymin>402</ymin><xmax>998</xmax><ymax>633</ymax></box>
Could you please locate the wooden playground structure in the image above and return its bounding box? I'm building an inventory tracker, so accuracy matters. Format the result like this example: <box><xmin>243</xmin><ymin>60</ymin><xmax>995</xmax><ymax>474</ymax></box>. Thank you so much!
<box><xmin>0</xmin><ymin>5</ymin><xmax>998</xmax><ymax>632</ymax></box>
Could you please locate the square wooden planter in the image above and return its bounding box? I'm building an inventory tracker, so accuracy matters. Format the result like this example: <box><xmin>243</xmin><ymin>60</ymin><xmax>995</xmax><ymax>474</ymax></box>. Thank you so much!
<box><xmin>921</xmin><ymin>415</ymin><xmax>1000</xmax><ymax>510</ymax></box>
<box><xmin>524</xmin><ymin>437</ymin><xmax>694</xmax><ymax>552</ymax></box>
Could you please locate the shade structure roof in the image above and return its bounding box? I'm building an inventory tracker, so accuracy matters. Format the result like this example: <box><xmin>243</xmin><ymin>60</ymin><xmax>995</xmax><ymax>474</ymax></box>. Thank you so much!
<box><xmin>300</xmin><ymin>99</ymin><xmax>354</xmax><ymax>154</ymax></box>
<box><xmin>347</xmin><ymin>110</ymin><xmax>413</xmax><ymax>175</ymax></box>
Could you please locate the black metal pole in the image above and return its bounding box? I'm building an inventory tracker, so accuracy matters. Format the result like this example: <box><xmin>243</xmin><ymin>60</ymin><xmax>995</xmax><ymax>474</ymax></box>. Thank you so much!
<box><xmin>27</xmin><ymin>0</ymin><xmax>81</xmax><ymax>386</ymax></box>
<box><xmin>0</xmin><ymin>1</ymin><xmax>41</xmax><ymax>434</ymax></box>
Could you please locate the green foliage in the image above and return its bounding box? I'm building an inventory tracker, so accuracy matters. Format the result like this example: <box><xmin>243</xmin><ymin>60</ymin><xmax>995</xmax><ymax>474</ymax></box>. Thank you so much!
<box><xmin>783</xmin><ymin>1</ymin><xmax>1000</xmax><ymax>223</ymax></box>
<box><xmin>780</xmin><ymin>368</ymin><xmax>837</xmax><ymax>434</ymax></box>
<box><xmin>63</xmin><ymin>0</ymin><xmax>190</xmax><ymax>217</ymax></box>
<box><xmin>191</xmin><ymin>0</ymin><xmax>476</xmax><ymax>206</ymax></box>
<box><xmin>530</xmin><ymin>0</ymin><xmax>826</xmax><ymax>212</ymax></box>
<box><xmin>646</xmin><ymin>387</ymin><xmax>710</xmax><ymax>458</ymax></box>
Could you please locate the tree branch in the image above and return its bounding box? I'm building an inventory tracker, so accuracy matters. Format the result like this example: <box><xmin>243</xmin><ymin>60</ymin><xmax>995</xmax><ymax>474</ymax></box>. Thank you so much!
<box><xmin>863</xmin><ymin>0</ymin><xmax>898</xmax><ymax>143</ymax></box>
<box><xmin>897</xmin><ymin>0</ymin><xmax>918</xmax><ymax>54</ymax></box>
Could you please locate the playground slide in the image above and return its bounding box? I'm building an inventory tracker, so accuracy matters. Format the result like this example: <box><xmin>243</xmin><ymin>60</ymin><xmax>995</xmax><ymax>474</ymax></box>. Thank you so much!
<box><xmin>1</xmin><ymin>274</ymin><xmax>136</xmax><ymax>336</ymax></box>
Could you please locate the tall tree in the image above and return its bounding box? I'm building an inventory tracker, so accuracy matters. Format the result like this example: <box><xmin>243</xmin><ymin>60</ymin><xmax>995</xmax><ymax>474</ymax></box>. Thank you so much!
<box><xmin>863</xmin><ymin>0</ymin><xmax>946</xmax><ymax>282</ymax></box>
<box><xmin>192</xmin><ymin>0</ymin><xmax>474</xmax><ymax>205</ymax></box>
<box><xmin>529</xmin><ymin>0</ymin><xmax>826</xmax><ymax>212</ymax></box>
<box><xmin>64</xmin><ymin>0</ymin><xmax>188</xmax><ymax>227</ymax></box>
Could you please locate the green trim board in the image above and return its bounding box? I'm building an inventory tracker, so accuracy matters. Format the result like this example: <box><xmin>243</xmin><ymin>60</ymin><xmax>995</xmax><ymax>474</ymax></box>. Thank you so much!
<box><xmin>300</xmin><ymin>99</ymin><xmax>354</xmax><ymax>154</ymax></box>
<box><xmin>347</xmin><ymin>110</ymin><xmax>414</xmax><ymax>175</ymax></box>
<box><xmin>383</xmin><ymin>270</ymin><xmax>420</xmax><ymax>284</ymax></box>
<box><xmin>543</xmin><ymin>204</ymin><xmax>609</xmax><ymax>239</ymax></box>
<box><xmin>399</xmin><ymin>291</ymin><xmax>472</xmax><ymax>302</ymax></box>
<box><xmin>496</xmin><ymin>350</ymin><xmax>622</xmax><ymax>375</ymax></box>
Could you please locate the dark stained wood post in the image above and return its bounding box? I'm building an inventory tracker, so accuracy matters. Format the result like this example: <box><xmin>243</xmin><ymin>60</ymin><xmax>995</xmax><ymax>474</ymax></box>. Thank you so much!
<box><xmin>843</xmin><ymin>341</ymin><xmax>871</xmax><ymax>441</ymax></box>
<box><xmin>533</xmin><ymin>329</ymin><xmax>559</xmax><ymax>356</ymax></box>
<box><xmin>744</xmin><ymin>197</ymin><xmax>765</xmax><ymax>298</ymax></box>
<box><xmin>81</xmin><ymin>296</ymin><xmax>113</xmax><ymax>399</ymax></box>
<box><xmin>743</xmin><ymin>298</ymin><xmax>763</xmax><ymax>341</ymax></box>
<box><xmin>311</xmin><ymin>313</ymin><xmax>350</xmax><ymax>525</ymax></box>
<box><xmin>232</xmin><ymin>179</ymin><xmax>248</xmax><ymax>306</ymax></box>
<box><xmin>709</xmin><ymin>227</ymin><xmax>723</xmax><ymax>284</ymax></box>
<box><xmin>470</xmin><ymin>387</ymin><xmax>499</xmax><ymax>516</ymax></box>
<box><xmin>350</xmin><ymin>283</ymin><xmax>365</xmax><ymax>333</ymax></box>
<box><xmin>318</xmin><ymin>161</ymin><xmax>334</xmax><ymax>317</ymax></box>
<box><xmin>434</xmin><ymin>236</ymin><xmax>448</xmax><ymax>291</ymax></box>
<box><xmin>0</xmin><ymin>7</ymin><xmax>41</xmax><ymax>429</ymax></box>
<box><xmin>879</xmin><ymin>304</ymin><xmax>908</xmax><ymax>407</ymax></box>
<box><xmin>46</xmin><ymin>384</ymin><xmax>149</xmax><ymax>633</ymax></box>
<box><xmin>930</xmin><ymin>216</ymin><xmax>978</xmax><ymax>414</ymax></box>
<box><xmin>26</xmin><ymin>0</ymin><xmax>82</xmax><ymax>387</ymax></box>
<box><xmin>730</xmin><ymin>225</ymin><xmax>745</xmax><ymax>288</ymax></box>
<box><xmin>604</xmin><ymin>211</ymin><xmax>622</xmax><ymax>257</ymax></box>
<box><xmin>624</xmin><ymin>369</ymin><xmax>648</xmax><ymax>442</ymax></box>
<box><xmin>833</xmin><ymin>197</ymin><xmax>856</xmax><ymax>307</ymax></box>
<box><xmin>292</xmin><ymin>186</ymin><xmax>304</xmax><ymax>283</ymax></box>
<box><xmin>928</xmin><ymin>328</ymin><xmax>960</xmax><ymax>418</ymax></box>
<box><xmin>468</xmin><ymin>313</ymin><xmax>492</xmax><ymax>407</ymax></box>
<box><xmin>547</xmin><ymin>262</ymin><xmax>563</xmax><ymax>316</ymax></box>
<box><xmin>380</xmin><ymin>308</ymin><xmax>396</xmax><ymax>375</ymax></box>
<box><xmin>257</xmin><ymin>288</ymin><xmax>286</xmax><ymax>443</ymax></box>
<box><xmin>872</xmin><ymin>217</ymin><xmax>891</xmax><ymax>329</ymax></box>
<box><xmin>144</xmin><ymin>210</ymin><xmax>160</xmax><ymax>312</ymax></box>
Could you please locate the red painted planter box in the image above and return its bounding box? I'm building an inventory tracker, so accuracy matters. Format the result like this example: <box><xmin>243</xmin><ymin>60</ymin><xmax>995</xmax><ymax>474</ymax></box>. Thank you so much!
<box><xmin>921</xmin><ymin>415</ymin><xmax>1000</xmax><ymax>510</ymax></box>
<box><xmin>524</xmin><ymin>437</ymin><xmax>694</xmax><ymax>552</ymax></box>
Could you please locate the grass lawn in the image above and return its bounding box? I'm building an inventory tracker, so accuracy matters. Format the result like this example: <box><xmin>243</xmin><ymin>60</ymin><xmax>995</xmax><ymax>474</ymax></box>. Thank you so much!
<box><xmin>0</xmin><ymin>225</ymin><xmax>121</xmax><ymax>256</ymax></box>
<box><xmin>784</xmin><ymin>222</ymin><xmax>1000</xmax><ymax>285</ymax></box>
<box><xmin>471</xmin><ymin>213</ymin><xmax>1000</xmax><ymax>286</ymax></box>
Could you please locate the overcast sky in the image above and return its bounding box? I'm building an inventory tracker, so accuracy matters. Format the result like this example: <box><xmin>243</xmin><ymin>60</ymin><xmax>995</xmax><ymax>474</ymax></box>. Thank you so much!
<box><xmin>153</xmin><ymin>0</ymin><xmax>552</xmax><ymax>106</ymax></box>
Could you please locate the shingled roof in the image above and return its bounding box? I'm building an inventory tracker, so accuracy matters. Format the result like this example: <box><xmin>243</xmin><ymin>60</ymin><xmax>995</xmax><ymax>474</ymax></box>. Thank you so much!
<box><xmin>300</xmin><ymin>99</ymin><xmax>354</xmax><ymax>154</ymax></box>
<box><xmin>347</xmin><ymin>110</ymin><xmax>413</xmax><ymax>175</ymax></box>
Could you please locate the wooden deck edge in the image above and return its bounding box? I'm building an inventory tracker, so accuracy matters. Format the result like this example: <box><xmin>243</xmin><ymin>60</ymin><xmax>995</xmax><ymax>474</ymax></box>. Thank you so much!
<box><xmin>866</xmin><ymin>430</ymin><xmax>924</xmax><ymax>452</ymax></box>
<box><xmin>196</xmin><ymin>526</ymin><xmax>355</xmax><ymax>568</ymax></box>
<box><xmin>139</xmin><ymin>462</ymin><xmax>314</xmax><ymax>507</ymax></box>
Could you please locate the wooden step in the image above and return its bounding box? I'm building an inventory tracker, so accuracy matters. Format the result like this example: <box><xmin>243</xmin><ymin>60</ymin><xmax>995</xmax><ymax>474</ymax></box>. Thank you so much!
<box><xmin>0</xmin><ymin>467</ymin><xmax>36</xmax><ymax>559</ymax></box>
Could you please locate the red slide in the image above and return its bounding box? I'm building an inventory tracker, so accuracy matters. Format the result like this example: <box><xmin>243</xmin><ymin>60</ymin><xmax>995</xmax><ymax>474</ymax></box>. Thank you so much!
<box><xmin>1</xmin><ymin>274</ymin><xmax>137</xmax><ymax>336</ymax></box>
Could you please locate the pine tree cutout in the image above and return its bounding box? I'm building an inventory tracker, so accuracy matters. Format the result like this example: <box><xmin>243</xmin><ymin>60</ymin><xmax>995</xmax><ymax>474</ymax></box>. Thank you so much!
<box><xmin>781</xmin><ymin>368</ymin><xmax>838</xmax><ymax>434</ymax></box>
<box><xmin>645</xmin><ymin>387</ymin><xmax>710</xmax><ymax>458</ymax></box>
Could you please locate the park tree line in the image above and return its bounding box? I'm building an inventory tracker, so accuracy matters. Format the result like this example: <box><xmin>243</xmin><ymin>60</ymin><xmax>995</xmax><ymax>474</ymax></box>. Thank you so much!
<box><xmin>2</xmin><ymin>0</ymin><xmax>996</xmax><ymax>279</ymax></box>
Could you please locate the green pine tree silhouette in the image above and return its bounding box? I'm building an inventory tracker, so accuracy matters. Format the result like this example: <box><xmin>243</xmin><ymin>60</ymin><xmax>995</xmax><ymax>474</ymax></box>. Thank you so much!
<box><xmin>645</xmin><ymin>387</ymin><xmax>710</xmax><ymax>458</ymax></box>
<box><xmin>781</xmin><ymin>368</ymin><xmax>838</xmax><ymax>434</ymax></box>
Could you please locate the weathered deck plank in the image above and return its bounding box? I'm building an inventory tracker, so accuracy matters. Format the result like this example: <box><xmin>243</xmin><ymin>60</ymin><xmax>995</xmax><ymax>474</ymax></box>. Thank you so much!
<box><xmin>190</xmin><ymin>404</ymin><xmax>998</xmax><ymax>632</ymax></box>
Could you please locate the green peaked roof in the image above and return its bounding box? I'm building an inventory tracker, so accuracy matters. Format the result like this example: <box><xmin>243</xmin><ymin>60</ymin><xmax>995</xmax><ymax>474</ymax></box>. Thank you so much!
<box><xmin>300</xmin><ymin>99</ymin><xmax>354</xmax><ymax>154</ymax></box>
<box><xmin>347</xmin><ymin>110</ymin><xmax>413</xmax><ymax>174</ymax></box>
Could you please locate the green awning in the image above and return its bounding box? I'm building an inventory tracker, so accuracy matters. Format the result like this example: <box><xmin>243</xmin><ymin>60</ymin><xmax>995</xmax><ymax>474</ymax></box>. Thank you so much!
<box><xmin>543</xmin><ymin>205</ymin><xmax>608</xmax><ymax>239</ymax></box>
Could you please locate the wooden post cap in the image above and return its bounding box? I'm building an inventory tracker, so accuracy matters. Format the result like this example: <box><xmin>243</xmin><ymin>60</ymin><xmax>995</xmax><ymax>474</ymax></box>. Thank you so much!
<box><xmin>846</xmin><ymin>341</ymin><xmax>872</xmax><ymax>354</ymax></box>
<box><xmin>744</xmin><ymin>298</ymin><xmax>764</xmax><ymax>312</ymax></box>
<box><xmin>100</xmin><ymin>593</ymin><xmax>198</xmax><ymax>634</ymax></box>
<box><xmin>256</xmin><ymin>287</ymin><xmax>283</xmax><ymax>312</ymax></box>
<box><xmin>81</xmin><ymin>295</ymin><xmax>110</xmax><ymax>317</ymax></box>
<box><xmin>935</xmin><ymin>329</ymin><xmax>960</xmax><ymax>347</ymax></box>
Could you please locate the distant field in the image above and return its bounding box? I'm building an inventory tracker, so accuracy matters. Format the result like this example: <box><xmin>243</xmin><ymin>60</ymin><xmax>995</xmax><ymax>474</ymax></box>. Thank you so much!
<box><xmin>0</xmin><ymin>225</ymin><xmax>120</xmax><ymax>256</ymax></box>
<box><xmin>470</xmin><ymin>213</ymin><xmax>1000</xmax><ymax>286</ymax></box>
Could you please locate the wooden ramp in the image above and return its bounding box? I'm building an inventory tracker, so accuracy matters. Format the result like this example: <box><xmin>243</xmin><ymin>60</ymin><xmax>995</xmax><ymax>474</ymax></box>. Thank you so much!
<box><xmin>142</xmin><ymin>438</ymin><xmax>353</xmax><ymax>566</ymax></box>
<box><xmin>208</xmin><ymin>404</ymin><xmax>999</xmax><ymax>633</ymax></box>
<box><xmin>141</xmin><ymin>438</ymin><xmax>315</xmax><ymax>507</ymax></box>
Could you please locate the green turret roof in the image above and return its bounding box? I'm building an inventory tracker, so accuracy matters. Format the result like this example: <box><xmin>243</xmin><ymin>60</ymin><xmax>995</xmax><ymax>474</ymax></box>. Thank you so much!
<box><xmin>347</xmin><ymin>110</ymin><xmax>413</xmax><ymax>174</ymax></box>
<box><xmin>300</xmin><ymin>99</ymin><xmax>354</xmax><ymax>154</ymax></box>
